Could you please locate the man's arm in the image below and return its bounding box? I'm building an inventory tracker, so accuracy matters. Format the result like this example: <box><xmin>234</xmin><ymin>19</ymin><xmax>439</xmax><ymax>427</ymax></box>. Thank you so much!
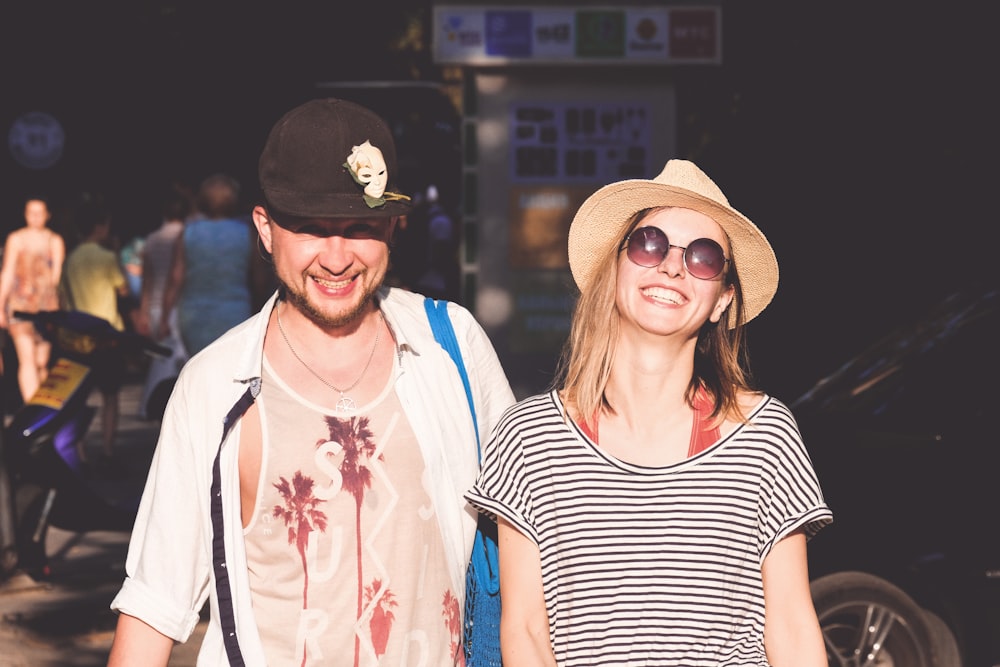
<box><xmin>497</xmin><ymin>517</ymin><xmax>558</xmax><ymax>667</ymax></box>
<box><xmin>107</xmin><ymin>613</ymin><xmax>174</xmax><ymax>666</ymax></box>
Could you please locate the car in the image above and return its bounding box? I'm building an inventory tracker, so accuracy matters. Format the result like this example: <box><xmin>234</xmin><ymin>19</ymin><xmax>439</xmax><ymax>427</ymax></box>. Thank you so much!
<box><xmin>792</xmin><ymin>288</ymin><xmax>1000</xmax><ymax>667</ymax></box>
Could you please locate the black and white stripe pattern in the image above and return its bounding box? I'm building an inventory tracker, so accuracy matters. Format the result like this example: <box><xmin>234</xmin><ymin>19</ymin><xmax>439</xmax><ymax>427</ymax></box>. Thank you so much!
<box><xmin>467</xmin><ymin>391</ymin><xmax>832</xmax><ymax>666</ymax></box>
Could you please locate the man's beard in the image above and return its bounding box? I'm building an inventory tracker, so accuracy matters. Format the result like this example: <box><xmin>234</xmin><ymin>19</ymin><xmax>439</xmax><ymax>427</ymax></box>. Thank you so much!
<box><xmin>277</xmin><ymin>274</ymin><xmax>380</xmax><ymax>329</ymax></box>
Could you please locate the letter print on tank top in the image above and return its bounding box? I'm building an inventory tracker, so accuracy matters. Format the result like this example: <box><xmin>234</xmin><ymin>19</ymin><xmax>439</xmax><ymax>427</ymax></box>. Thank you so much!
<box><xmin>245</xmin><ymin>359</ymin><xmax>464</xmax><ymax>666</ymax></box>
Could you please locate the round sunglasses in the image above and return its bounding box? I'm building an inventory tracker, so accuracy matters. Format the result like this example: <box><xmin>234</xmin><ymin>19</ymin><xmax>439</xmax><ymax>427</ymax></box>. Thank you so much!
<box><xmin>620</xmin><ymin>226</ymin><xmax>729</xmax><ymax>280</ymax></box>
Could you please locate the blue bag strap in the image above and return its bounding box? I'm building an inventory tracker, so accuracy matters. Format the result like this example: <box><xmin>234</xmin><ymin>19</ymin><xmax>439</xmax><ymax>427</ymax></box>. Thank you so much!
<box><xmin>424</xmin><ymin>298</ymin><xmax>481</xmax><ymax>461</ymax></box>
<box><xmin>424</xmin><ymin>298</ymin><xmax>500</xmax><ymax>596</ymax></box>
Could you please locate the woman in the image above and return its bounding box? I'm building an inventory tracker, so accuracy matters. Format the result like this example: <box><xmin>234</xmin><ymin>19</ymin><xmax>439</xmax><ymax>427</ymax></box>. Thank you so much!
<box><xmin>0</xmin><ymin>197</ymin><xmax>65</xmax><ymax>403</ymax></box>
<box><xmin>134</xmin><ymin>186</ymin><xmax>191</xmax><ymax>419</ymax></box>
<box><xmin>161</xmin><ymin>173</ymin><xmax>254</xmax><ymax>357</ymax></box>
<box><xmin>467</xmin><ymin>160</ymin><xmax>833</xmax><ymax>666</ymax></box>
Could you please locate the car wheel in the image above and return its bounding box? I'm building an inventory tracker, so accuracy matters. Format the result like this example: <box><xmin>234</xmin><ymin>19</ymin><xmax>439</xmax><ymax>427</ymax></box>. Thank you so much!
<box><xmin>811</xmin><ymin>571</ymin><xmax>935</xmax><ymax>667</ymax></box>
<box><xmin>923</xmin><ymin>609</ymin><xmax>962</xmax><ymax>667</ymax></box>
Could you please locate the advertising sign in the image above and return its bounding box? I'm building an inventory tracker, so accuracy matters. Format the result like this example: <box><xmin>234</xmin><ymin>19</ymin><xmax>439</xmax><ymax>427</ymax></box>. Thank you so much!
<box><xmin>510</xmin><ymin>101</ymin><xmax>653</xmax><ymax>184</ymax></box>
<box><xmin>434</xmin><ymin>5</ymin><xmax>720</xmax><ymax>65</ymax></box>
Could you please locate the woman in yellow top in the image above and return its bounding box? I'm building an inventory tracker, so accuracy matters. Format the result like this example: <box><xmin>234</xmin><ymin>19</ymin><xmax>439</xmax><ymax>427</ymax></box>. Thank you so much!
<box><xmin>0</xmin><ymin>197</ymin><xmax>65</xmax><ymax>403</ymax></box>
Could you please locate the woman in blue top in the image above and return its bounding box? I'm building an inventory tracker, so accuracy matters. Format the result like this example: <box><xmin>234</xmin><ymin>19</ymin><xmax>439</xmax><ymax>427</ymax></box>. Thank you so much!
<box><xmin>162</xmin><ymin>173</ymin><xmax>256</xmax><ymax>357</ymax></box>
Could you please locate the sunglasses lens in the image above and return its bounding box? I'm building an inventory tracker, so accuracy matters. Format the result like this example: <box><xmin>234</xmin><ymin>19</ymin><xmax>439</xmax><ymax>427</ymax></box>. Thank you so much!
<box><xmin>686</xmin><ymin>238</ymin><xmax>727</xmax><ymax>280</ymax></box>
<box><xmin>626</xmin><ymin>227</ymin><xmax>669</xmax><ymax>267</ymax></box>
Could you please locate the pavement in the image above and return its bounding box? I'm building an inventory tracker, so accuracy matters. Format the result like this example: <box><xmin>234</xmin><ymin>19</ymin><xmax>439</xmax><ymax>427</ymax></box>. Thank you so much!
<box><xmin>0</xmin><ymin>374</ymin><xmax>207</xmax><ymax>666</ymax></box>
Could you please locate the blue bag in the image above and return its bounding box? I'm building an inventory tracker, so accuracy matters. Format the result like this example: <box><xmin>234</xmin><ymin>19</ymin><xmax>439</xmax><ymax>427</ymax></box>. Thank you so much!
<box><xmin>424</xmin><ymin>298</ymin><xmax>502</xmax><ymax>667</ymax></box>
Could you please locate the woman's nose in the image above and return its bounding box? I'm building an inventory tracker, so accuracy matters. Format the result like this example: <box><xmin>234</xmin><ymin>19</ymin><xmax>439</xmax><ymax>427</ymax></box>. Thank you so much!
<box><xmin>658</xmin><ymin>245</ymin><xmax>686</xmax><ymax>277</ymax></box>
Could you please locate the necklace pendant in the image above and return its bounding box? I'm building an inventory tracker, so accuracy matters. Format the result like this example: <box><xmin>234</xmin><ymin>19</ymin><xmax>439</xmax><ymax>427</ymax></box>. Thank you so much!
<box><xmin>336</xmin><ymin>394</ymin><xmax>357</xmax><ymax>413</ymax></box>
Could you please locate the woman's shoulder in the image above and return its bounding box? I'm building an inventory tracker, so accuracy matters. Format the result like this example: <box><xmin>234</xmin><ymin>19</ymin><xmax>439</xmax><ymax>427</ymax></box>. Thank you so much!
<box><xmin>500</xmin><ymin>390</ymin><xmax>563</xmax><ymax>426</ymax></box>
<box><xmin>5</xmin><ymin>227</ymin><xmax>30</xmax><ymax>243</ymax></box>
<box><xmin>2</xmin><ymin>228</ymin><xmax>22</xmax><ymax>251</ymax></box>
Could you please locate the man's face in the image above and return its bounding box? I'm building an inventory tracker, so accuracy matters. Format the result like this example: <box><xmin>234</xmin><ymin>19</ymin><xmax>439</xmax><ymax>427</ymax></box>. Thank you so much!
<box><xmin>253</xmin><ymin>206</ymin><xmax>396</xmax><ymax>329</ymax></box>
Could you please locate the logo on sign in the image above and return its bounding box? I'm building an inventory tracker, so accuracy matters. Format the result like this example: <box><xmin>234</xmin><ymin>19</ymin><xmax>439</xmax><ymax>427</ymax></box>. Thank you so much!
<box><xmin>8</xmin><ymin>111</ymin><xmax>65</xmax><ymax>169</ymax></box>
<box><xmin>576</xmin><ymin>10</ymin><xmax>626</xmax><ymax>58</ymax></box>
<box><xmin>442</xmin><ymin>13</ymin><xmax>482</xmax><ymax>47</ymax></box>
<box><xmin>630</xmin><ymin>17</ymin><xmax>665</xmax><ymax>53</ymax></box>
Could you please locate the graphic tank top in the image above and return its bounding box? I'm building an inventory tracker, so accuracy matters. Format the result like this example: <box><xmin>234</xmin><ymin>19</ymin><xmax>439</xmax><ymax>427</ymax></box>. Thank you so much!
<box><xmin>244</xmin><ymin>358</ymin><xmax>464</xmax><ymax>666</ymax></box>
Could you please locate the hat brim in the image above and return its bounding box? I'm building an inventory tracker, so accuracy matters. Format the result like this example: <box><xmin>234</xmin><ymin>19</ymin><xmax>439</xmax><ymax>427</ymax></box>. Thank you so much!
<box><xmin>568</xmin><ymin>180</ymin><xmax>779</xmax><ymax>326</ymax></box>
<box><xmin>264</xmin><ymin>189</ymin><xmax>411</xmax><ymax>219</ymax></box>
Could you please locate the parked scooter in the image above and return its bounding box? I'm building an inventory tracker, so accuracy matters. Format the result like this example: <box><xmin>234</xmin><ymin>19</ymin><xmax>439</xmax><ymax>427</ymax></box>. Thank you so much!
<box><xmin>0</xmin><ymin>309</ymin><xmax>169</xmax><ymax>581</ymax></box>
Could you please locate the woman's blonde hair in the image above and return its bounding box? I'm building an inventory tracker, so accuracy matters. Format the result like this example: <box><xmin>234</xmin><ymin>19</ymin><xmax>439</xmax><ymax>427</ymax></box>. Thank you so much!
<box><xmin>554</xmin><ymin>207</ymin><xmax>756</xmax><ymax>430</ymax></box>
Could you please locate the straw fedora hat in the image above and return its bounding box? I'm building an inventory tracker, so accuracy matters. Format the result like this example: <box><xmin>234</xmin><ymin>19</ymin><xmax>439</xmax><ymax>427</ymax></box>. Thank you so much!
<box><xmin>567</xmin><ymin>159</ymin><xmax>778</xmax><ymax>326</ymax></box>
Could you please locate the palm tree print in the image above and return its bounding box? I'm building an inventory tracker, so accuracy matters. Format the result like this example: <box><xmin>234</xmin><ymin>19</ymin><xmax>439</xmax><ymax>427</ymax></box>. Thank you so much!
<box><xmin>272</xmin><ymin>471</ymin><xmax>328</xmax><ymax>667</ymax></box>
<box><xmin>442</xmin><ymin>589</ymin><xmax>464</xmax><ymax>665</ymax></box>
<box><xmin>364</xmin><ymin>578</ymin><xmax>398</xmax><ymax>658</ymax></box>
<box><xmin>322</xmin><ymin>415</ymin><xmax>382</xmax><ymax>667</ymax></box>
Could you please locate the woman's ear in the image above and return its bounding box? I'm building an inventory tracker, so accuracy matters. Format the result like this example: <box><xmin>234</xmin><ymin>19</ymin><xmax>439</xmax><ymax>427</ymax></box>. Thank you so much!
<box><xmin>710</xmin><ymin>285</ymin><xmax>735</xmax><ymax>324</ymax></box>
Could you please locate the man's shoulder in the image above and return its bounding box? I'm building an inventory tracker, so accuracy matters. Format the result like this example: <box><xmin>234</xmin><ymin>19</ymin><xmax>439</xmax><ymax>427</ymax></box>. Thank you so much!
<box><xmin>179</xmin><ymin>303</ymin><xmax>268</xmax><ymax>374</ymax></box>
<box><xmin>382</xmin><ymin>287</ymin><xmax>478</xmax><ymax>333</ymax></box>
<box><xmin>68</xmin><ymin>241</ymin><xmax>114</xmax><ymax>261</ymax></box>
<box><xmin>64</xmin><ymin>244</ymin><xmax>89</xmax><ymax>269</ymax></box>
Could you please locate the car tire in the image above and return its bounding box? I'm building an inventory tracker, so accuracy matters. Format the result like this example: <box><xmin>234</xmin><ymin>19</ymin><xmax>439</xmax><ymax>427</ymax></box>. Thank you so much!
<box><xmin>923</xmin><ymin>609</ymin><xmax>962</xmax><ymax>667</ymax></box>
<box><xmin>811</xmin><ymin>570</ymin><xmax>936</xmax><ymax>667</ymax></box>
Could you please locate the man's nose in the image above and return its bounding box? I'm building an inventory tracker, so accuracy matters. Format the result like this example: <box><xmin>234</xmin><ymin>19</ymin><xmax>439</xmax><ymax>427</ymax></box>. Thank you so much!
<box><xmin>318</xmin><ymin>235</ymin><xmax>353</xmax><ymax>273</ymax></box>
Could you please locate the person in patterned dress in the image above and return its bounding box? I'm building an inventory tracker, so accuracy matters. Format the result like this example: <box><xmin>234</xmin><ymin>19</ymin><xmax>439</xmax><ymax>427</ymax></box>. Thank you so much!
<box><xmin>0</xmin><ymin>197</ymin><xmax>65</xmax><ymax>403</ymax></box>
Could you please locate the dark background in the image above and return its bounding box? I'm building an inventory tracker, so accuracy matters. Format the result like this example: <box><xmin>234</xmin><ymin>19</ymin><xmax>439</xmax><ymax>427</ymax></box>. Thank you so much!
<box><xmin>1</xmin><ymin>0</ymin><xmax>997</xmax><ymax>400</ymax></box>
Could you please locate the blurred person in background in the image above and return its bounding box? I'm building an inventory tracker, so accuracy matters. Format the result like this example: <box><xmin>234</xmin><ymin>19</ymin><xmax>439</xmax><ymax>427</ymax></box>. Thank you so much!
<box><xmin>119</xmin><ymin>234</ymin><xmax>144</xmax><ymax>326</ymax></box>
<box><xmin>0</xmin><ymin>197</ymin><xmax>65</xmax><ymax>404</ymax></box>
<box><xmin>61</xmin><ymin>201</ymin><xmax>129</xmax><ymax>469</ymax></box>
<box><xmin>134</xmin><ymin>185</ymin><xmax>192</xmax><ymax>420</ymax></box>
<box><xmin>416</xmin><ymin>184</ymin><xmax>460</xmax><ymax>302</ymax></box>
<box><xmin>388</xmin><ymin>183</ymin><xmax>460</xmax><ymax>303</ymax></box>
<box><xmin>160</xmin><ymin>173</ymin><xmax>258</xmax><ymax>356</ymax></box>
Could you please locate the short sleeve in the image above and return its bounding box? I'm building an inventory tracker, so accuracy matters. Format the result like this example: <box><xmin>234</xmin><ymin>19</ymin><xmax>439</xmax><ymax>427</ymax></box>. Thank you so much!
<box><xmin>465</xmin><ymin>405</ymin><xmax>539</xmax><ymax>544</ymax></box>
<box><xmin>757</xmin><ymin>400</ymin><xmax>834</xmax><ymax>559</ymax></box>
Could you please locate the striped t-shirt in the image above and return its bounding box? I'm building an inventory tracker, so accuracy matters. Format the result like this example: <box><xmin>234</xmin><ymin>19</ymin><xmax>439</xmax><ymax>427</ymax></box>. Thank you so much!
<box><xmin>466</xmin><ymin>390</ymin><xmax>832</xmax><ymax>666</ymax></box>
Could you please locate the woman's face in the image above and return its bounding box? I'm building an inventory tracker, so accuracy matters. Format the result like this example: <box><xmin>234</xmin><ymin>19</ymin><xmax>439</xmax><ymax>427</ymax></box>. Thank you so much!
<box><xmin>24</xmin><ymin>200</ymin><xmax>50</xmax><ymax>228</ymax></box>
<box><xmin>615</xmin><ymin>207</ymin><xmax>734</xmax><ymax>341</ymax></box>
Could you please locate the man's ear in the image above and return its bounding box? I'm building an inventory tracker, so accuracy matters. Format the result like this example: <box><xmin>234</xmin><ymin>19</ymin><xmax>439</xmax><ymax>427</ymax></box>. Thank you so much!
<box><xmin>387</xmin><ymin>216</ymin><xmax>402</xmax><ymax>246</ymax></box>
<box><xmin>252</xmin><ymin>206</ymin><xmax>273</xmax><ymax>254</ymax></box>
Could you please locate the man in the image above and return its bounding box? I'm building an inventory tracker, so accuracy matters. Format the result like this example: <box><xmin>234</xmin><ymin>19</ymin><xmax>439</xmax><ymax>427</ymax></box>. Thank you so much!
<box><xmin>61</xmin><ymin>202</ymin><xmax>129</xmax><ymax>467</ymax></box>
<box><xmin>108</xmin><ymin>98</ymin><xmax>515</xmax><ymax>666</ymax></box>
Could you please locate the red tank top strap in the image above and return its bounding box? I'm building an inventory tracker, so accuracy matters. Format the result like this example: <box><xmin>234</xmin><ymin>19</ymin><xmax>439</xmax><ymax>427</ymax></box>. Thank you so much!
<box><xmin>688</xmin><ymin>387</ymin><xmax>722</xmax><ymax>457</ymax></box>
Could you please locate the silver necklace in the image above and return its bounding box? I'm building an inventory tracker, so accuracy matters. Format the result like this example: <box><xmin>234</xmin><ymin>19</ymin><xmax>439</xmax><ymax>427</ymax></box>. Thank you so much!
<box><xmin>275</xmin><ymin>306</ymin><xmax>383</xmax><ymax>413</ymax></box>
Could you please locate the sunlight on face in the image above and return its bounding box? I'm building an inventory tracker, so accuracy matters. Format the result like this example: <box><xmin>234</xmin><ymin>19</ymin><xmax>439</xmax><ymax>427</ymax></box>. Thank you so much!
<box><xmin>257</xmin><ymin>210</ymin><xmax>397</xmax><ymax>329</ymax></box>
